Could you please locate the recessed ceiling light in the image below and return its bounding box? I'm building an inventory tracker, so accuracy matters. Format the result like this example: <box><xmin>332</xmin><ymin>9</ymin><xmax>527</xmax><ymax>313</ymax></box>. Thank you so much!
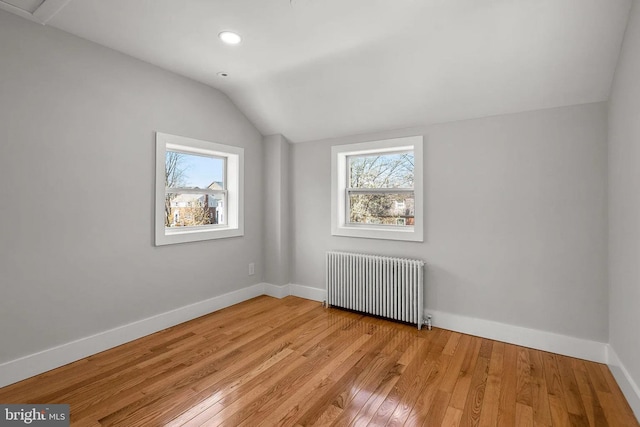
<box><xmin>217</xmin><ymin>72</ymin><xmax>229</xmax><ymax>78</ymax></box>
<box><xmin>218</xmin><ymin>31</ymin><xmax>242</xmax><ymax>45</ymax></box>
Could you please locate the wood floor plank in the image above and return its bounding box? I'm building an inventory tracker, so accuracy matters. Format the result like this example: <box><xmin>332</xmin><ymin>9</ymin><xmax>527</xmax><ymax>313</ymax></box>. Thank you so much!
<box><xmin>441</xmin><ymin>406</ymin><xmax>463</xmax><ymax>427</ymax></box>
<box><xmin>379</xmin><ymin>329</ymin><xmax>448</xmax><ymax>426</ymax></box>
<box><xmin>0</xmin><ymin>296</ymin><xmax>636</xmax><ymax>427</ymax></box>
<box><xmin>478</xmin><ymin>341</ymin><xmax>504</xmax><ymax>427</ymax></box>
<box><xmin>346</xmin><ymin>333</ymin><xmax>419</xmax><ymax>426</ymax></box>
<box><xmin>597</xmin><ymin>389</ymin><xmax>640</xmax><ymax>427</ymax></box>
<box><xmin>599</xmin><ymin>363</ymin><xmax>639</xmax><ymax>423</ymax></box>
<box><xmin>516</xmin><ymin>402</ymin><xmax>534</xmax><ymax>427</ymax></box>
<box><xmin>439</xmin><ymin>334</ymin><xmax>473</xmax><ymax>394</ymax></box>
<box><xmin>528</xmin><ymin>349</ymin><xmax>553</xmax><ymax>427</ymax></box>
<box><xmin>421</xmin><ymin>389</ymin><xmax>452</xmax><ymax>427</ymax></box>
<box><xmin>405</xmin><ymin>331</ymin><xmax>460</xmax><ymax>425</ymax></box>
<box><xmin>442</xmin><ymin>332</ymin><xmax>462</xmax><ymax>356</ymax></box>
<box><xmin>497</xmin><ymin>343</ymin><xmax>519</xmax><ymax>427</ymax></box>
<box><xmin>573</xmin><ymin>364</ymin><xmax>608</xmax><ymax>427</ymax></box>
<box><xmin>556</xmin><ymin>355</ymin><xmax>589</xmax><ymax>421</ymax></box>
<box><xmin>593</xmin><ymin>363</ymin><xmax>639</xmax><ymax>427</ymax></box>
<box><xmin>459</xmin><ymin>350</ymin><xmax>490</xmax><ymax>427</ymax></box>
<box><xmin>584</xmin><ymin>360</ymin><xmax>612</xmax><ymax>394</ymax></box>
<box><xmin>364</xmin><ymin>330</ymin><xmax>441</xmax><ymax>427</ymax></box>
<box><xmin>516</xmin><ymin>346</ymin><xmax>533</xmax><ymax>407</ymax></box>
<box><xmin>543</xmin><ymin>352</ymin><xmax>574</xmax><ymax>427</ymax></box>
<box><xmin>388</xmin><ymin>329</ymin><xmax>453</xmax><ymax>426</ymax></box>
<box><xmin>449</xmin><ymin>336</ymin><xmax>483</xmax><ymax>411</ymax></box>
<box><xmin>318</xmin><ymin>353</ymin><xmax>398</xmax><ymax>426</ymax></box>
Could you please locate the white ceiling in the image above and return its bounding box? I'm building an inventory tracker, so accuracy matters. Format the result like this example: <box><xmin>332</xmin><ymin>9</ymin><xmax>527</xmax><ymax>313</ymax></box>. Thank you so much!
<box><xmin>8</xmin><ymin>0</ymin><xmax>634</xmax><ymax>142</ymax></box>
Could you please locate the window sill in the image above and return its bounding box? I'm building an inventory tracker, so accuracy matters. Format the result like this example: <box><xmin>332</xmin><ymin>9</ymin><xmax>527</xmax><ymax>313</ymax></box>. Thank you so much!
<box><xmin>332</xmin><ymin>225</ymin><xmax>423</xmax><ymax>242</ymax></box>
<box><xmin>156</xmin><ymin>226</ymin><xmax>243</xmax><ymax>246</ymax></box>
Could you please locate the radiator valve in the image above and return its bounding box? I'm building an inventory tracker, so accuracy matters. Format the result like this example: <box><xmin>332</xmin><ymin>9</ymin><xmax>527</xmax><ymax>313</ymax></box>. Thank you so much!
<box><xmin>425</xmin><ymin>315</ymin><xmax>432</xmax><ymax>331</ymax></box>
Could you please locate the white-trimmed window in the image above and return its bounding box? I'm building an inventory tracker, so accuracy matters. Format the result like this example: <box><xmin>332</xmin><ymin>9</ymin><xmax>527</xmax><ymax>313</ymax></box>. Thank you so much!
<box><xmin>155</xmin><ymin>132</ymin><xmax>244</xmax><ymax>246</ymax></box>
<box><xmin>331</xmin><ymin>135</ymin><xmax>423</xmax><ymax>242</ymax></box>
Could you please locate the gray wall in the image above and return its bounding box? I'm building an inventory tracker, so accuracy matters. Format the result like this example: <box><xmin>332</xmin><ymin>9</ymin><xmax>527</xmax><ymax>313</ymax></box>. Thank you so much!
<box><xmin>609</xmin><ymin>0</ymin><xmax>640</xmax><ymax>398</ymax></box>
<box><xmin>0</xmin><ymin>11</ymin><xmax>263</xmax><ymax>363</ymax></box>
<box><xmin>263</xmin><ymin>134</ymin><xmax>291</xmax><ymax>285</ymax></box>
<box><xmin>291</xmin><ymin>103</ymin><xmax>609</xmax><ymax>342</ymax></box>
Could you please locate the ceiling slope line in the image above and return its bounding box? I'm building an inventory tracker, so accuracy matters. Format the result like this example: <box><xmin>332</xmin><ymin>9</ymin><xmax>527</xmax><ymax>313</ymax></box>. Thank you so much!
<box><xmin>33</xmin><ymin>0</ymin><xmax>72</xmax><ymax>24</ymax></box>
<box><xmin>0</xmin><ymin>0</ymin><xmax>72</xmax><ymax>24</ymax></box>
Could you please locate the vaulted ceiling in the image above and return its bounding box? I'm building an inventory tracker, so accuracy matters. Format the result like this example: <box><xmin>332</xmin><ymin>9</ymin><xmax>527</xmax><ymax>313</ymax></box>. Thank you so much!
<box><xmin>1</xmin><ymin>0</ymin><xmax>632</xmax><ymax>142</ymax></box>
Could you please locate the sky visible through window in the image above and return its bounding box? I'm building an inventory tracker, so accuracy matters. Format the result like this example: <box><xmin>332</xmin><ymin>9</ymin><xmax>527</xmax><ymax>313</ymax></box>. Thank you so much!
<box><xmin>168</xmin><ymin>151</ymin><xmax>223</xmax><ymax>188</ymax></box>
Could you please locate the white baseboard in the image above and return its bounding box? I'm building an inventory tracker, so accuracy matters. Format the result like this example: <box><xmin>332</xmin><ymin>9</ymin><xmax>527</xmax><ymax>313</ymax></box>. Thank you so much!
<box><xmin>607</xmin><ymin>345</ymin><xmax>640</xmax><ymax>420</ymax></box>
<box><xmin>289</xmin><ymin>283</ymin><xmax>326</xmax><ymax>302</ymax></box>
<box><xmin>0</xmin><ymin>283</ymin><xmax>266</xmax><ymax>388</ymax></box>
<box><xmin>425</xmin><ymin>309</ymin><xmax>608</xmax><ymax>364</ymax></box>
<box><xmin>263</xmin><ymin>283</ymin><xmax>290</xmax><ymax>299</ymax></box>
<box><xmin>262</xmin><ymin>282</ymin><xmax>325</xmax><ymax>301</ymax></box>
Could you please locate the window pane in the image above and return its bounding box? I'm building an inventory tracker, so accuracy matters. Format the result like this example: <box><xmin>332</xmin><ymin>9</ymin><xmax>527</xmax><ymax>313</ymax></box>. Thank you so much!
<box><xmin>348</xmin><ymin>193</ymin><xmax>414</xmax><ymax>226</ymax></box>
<box><xmin>165</xmin><ymin>193</ymin><xmax>225</xmax><ymax>227</ymax></box>
<box><xmin>165</xmin><ymin>151</ymin><xmax>224</xmax><ymax>190</ymax></box>
<box><xmin>349</xmin><ymin>152</ymin><xmax>414</xmax><ymax>189</ymax></box>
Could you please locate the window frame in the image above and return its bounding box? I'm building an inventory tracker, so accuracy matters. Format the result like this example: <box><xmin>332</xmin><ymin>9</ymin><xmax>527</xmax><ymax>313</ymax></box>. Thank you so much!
<box><xmin>155</xmin><ymin>132</ymin><xmax>244</xmax><ymax>246</ymax></box>
<box><xmin>331</xmin><ymin>135</ymin><xmax>423</xmax><ymax>242</ymax></box>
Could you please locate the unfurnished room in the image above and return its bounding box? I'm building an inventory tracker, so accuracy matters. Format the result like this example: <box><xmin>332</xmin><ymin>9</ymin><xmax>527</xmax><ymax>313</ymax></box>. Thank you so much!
<box><xmin>0</xmin><ymin>0</ymin><xmax>639</xmax><ymax>426</ymax></box>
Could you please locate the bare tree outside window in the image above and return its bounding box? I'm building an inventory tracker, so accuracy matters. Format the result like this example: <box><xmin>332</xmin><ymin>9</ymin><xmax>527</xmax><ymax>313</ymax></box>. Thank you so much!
<box><xmin>164</xmin><ymin>151</ymin><xmax>222</xmax><ymax>227</ymax></box>
<box><xmin>165</xmin><ymin>152</ymin><xmax>186</xmax><ymax>226</ymax></box>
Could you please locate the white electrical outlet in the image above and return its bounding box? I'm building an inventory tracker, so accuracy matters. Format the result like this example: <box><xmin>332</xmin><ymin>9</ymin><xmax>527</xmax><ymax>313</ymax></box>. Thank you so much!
<box><xmin>249</xmin><ymin>263</ymin><xmax>255</xmax><ymax>276</ymax></box>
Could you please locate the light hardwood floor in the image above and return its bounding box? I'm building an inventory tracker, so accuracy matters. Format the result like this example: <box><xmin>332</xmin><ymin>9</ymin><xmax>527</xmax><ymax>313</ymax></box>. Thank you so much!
<box><xmin>0</xmin><ymin>296</ymin><xmax>637</xmax><ymax>426</ymax></box>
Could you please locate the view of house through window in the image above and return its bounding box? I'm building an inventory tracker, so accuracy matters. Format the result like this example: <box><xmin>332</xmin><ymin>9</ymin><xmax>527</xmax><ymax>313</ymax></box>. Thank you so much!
<box><xmin>164</xmin><ymin>151</ymin><xmax>226</xmax><ymax>228</ymax></box>
<box><xmin>347</xmin><ymin>151</ymin><xmax>414</xmax><ymax>227</ymax></box>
